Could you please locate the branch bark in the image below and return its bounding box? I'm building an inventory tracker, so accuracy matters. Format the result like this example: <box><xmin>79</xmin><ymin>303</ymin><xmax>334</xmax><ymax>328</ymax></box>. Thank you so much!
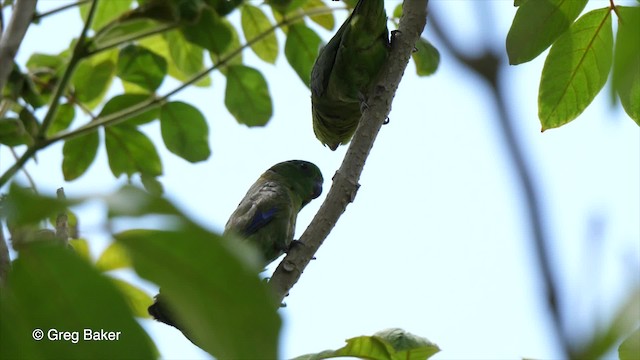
<box><xmin>0</xmin><ymin>0</ymin><xmax>37</xmax><ymax>96</ymax></box>
<box><xmin>269</xmin><ymin>0</ymin><xmax>429</xmax><ymax>304</ymax></box>
<box><xmin>429</xmin><ymin>8</ymin><xmax>570</xmax><ymax>359</ymax></box>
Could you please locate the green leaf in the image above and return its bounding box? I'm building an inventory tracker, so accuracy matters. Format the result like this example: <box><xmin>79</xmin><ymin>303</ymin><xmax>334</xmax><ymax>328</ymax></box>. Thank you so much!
<box><xmin>69</xmin><ymin>238</ymin><xmax>92</xmax><ymax>263</ymax></box>
<box><xmin>225</xmin><ymin>65</ymin><xmax>273</xmax><ymax>126</ymax></box>
<box><xmin>619</xmin><ymin>328</ymin><xmax>640</xmax><ymax>360</ymax></box>
<box><xmin>47</xmin><ymin>102</ymin><xmax>75</xmax><ymax>136</ymax></box>
<box><xmin>412</xmin><ymin>38</ymin><xmax>440</xmax><ymax>76</ymax></box>
<box><xmin>0</xmin><ymin>117</ymin><xmax>30</xmax><ymax>146</ymax></box>
<box><xmin>105</xmin><ymin>125</ymin><xmax>163</xmax><ymax>178</ymax></box>
<box><xmin>116</xmin><ymin>228</ymin><xmax>280</xmax><ymax>359</ymax></box>
<box><xmin>285</xmin><ymin>23</ymin><xmax>322</xmax><ymax>87</ymax></box>
<box><xmin>181</xmin><ymin>8</ymin><xmax>232</xmax><ymax>55</ymax></box>
<box><xmin>159</xmin><ymin>101</ymin><xmax>211</xmax><ymax>162</ymax></box>
<box><xmin>241</xmin><ymin>4</ymin><xmax>278</xmax><ymax>64</ymax></box>
<box><xmin>109</xmin><ymin>277</ymin><xmax>154</xmax><ymax>319</ymax></box>
<box><xmin>0</xmin><ymin>243</ymin><xmax>157</xmax><ymax>359</ymax></box>
<box><xmin>2</xmin><ymin>184</ymin><xmax>75</xmax><ymax>226</ymax></box>
<box><xmin>539</xmin><ymin>8</ymin><xmax>613</xmax><ymax>130</ymax></box>
<box><xmin>116</xmin><ymin>45</ymin><xmax>167</xmax><ymax>92</ymax></box>
<box><xmin>392</xmin><ymin>3</ymin><xmax>403</xmax><ymax>19</ymax></box>
<box><xmin>204</xmin><ymin>0</ymin><xmax>243</xmax><ymax>16</ymax></box>
<box><xmin>72</xmin><ymin>58</ymin><xmax>115</xmax><ymax>108</ymax></box>
<box><xmin>140</xmin><ymin>174</ymin><xmax>164</xmax><ymax>196</ymax></box>
<box><xmin>99</xmin><ymin>94</ymin><xmax>159</xmax><ymax>126</ymax></box>
<box><xmin>210</xmin><ymin>20</ymin><xmax>243</xmax><ymax>73</ymax></box>
<box><xmin>304</xmin><ymin>0</ymin><xmax>335</xmax><ymax>31</ymax></box>
<box><xmin>162</xmin><ymin>30</ymin><xmax>209</xmax><ymax>84</ymax></box>
<box><xmin>506</xmin><ymin>0</ymin><xmax>588</xmax><ymax>65</ymax></box>
<box><xmin>80</xmin><ymin>0</ymin><xmax>133</xmax><ymax>31</ymax></box>
<box><xmin>139</xmin><ymin>32</ymin><xmax>210</xmax><ymax>87</ymax></box>
<box><xmin>96</xmin><ymin>241</ymin><xmax>132</xmax><ymax>272</ymax></box>
<box><xmin>62</xmin><ymin>132</ymin><xmax>99</xmax><ymax>181</ymax></box>
<box><xmin>93</xmin><ymin>18</ymin><xmax>166</xmax><ymax>49</ymax></box>
<box><xmin>294</xmin><ymin>328</ymin><xmax>439</xmax><ymax>360</ymax></box>
<box><xmin>612</xmin><ymin>6</ymin><xmax>640</xmax><ymax>125</ymax></box>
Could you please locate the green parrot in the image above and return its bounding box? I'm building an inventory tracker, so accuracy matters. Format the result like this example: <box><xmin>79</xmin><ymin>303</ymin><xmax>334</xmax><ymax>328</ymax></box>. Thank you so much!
<box><xmin>148</xmin><ymin>160</ymin><xmax>323</xmax><ymax>331</ymax></box>
<box><xmin>311</xmin><ymin>0</ymin><xmax>390</xmax><ymax>150</ymax></box>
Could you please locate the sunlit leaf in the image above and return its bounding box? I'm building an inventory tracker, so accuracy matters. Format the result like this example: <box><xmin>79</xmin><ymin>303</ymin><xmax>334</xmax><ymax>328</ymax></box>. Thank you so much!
<box><xmin>80</xmin><ymin>0</ymin><xmax>133</xmax><ymax>31</ymax></box>
<box><xmin>293</xmin><ymin>328</ymin><xmax>439</xmax><ymax>360</ymax></box>
<box><xmin>304</xmin><ymin>0</ymin><xmax>335</xmax><ymax>31</ymax></box>
<box><xmin>507</xmin><ymin>0</ymin><xmax>588</xmax><ymax>65</ymax></box>
<box><xmin>412</xmin><ymin>38</ymin><xmax>440</xmax><ymax>76</ymax></box>
<box><xmin>241</xmin><ymin>4</ymin><xmax>278</xmax><ymax>64</ymax></box>
<box><xmin>539</xmin><ymin>8</ymin><xmax>613</xmax><ymax>130</ymax></box>
<box><xmin>109</xmin><ymin>277</ymin><xmax>154</xmax><ymax>319</ymax></box>
<box><xmin>96</xmin><ymin>241</ymin><xmax>132</xmax><ymax>272</ymax></box>
<box><xmin>159</xmin><ymin>101</ymin><xmax>211</xmax><ymax>162</ymax></box>
<box><xmin>72</xmin><ymin>58</ymin><xmax>115</xmax><ymax>108</ymax></box>
<box><xmin>224</xmin><ymin>65</ymin><xmax>272</xmax><ymax>126</ymax></box>
<box><xmin>285</xmin><ymin>23</ymin><xmax>322</xmax><ymax>87</ymax></box>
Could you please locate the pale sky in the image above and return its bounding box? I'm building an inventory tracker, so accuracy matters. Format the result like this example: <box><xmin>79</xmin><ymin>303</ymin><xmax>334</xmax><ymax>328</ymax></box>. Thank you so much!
<box><xmin>3</xmin><ymin>1</ymin><xmax>639</xmax><ymax>359</ymax></box>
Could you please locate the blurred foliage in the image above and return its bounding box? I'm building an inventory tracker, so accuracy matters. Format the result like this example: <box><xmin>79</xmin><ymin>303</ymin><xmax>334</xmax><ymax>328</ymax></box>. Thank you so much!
<box><xmin>293</xmin><ymin>328</ymin><xmax>440</xmax><ymax>360</ymax></box>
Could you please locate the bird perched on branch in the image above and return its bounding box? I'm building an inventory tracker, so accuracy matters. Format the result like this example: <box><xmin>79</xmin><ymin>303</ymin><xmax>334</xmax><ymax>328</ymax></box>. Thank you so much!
<box><xmin>311</xmin><ymin>0</ymin><xmax>390</xmax><ymax>150</ymax></box>
<box><xmin>148</xmin><ymin>160</ymin><xmax>323</xmax><ymax>331</ymax></box>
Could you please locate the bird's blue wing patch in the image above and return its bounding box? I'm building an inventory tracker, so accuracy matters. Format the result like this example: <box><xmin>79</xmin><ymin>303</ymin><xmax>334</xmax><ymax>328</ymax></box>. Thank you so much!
<box><xmin>242</xmin><ymin>207</ymin><xmax>277</xmax><ymax>236</ymax></box>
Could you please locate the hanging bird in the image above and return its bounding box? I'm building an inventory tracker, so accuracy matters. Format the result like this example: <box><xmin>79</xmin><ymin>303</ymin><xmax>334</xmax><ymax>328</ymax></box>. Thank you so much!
<box><xmin>311</xmin><ymin>0</ymin><xmax>390</xmax><ymax>150</ymax></box>
<box><xmin>148</xmin><ymin>160</ymin><xmax>324</xmax><ymax>330</ymax></box>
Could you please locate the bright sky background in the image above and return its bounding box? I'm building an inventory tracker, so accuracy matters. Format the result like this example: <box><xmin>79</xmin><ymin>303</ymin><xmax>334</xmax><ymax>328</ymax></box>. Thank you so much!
<box><xmin>2</xmin><ymin>1</ymin><xmax>639</xmax><ymax>359</ymax></box>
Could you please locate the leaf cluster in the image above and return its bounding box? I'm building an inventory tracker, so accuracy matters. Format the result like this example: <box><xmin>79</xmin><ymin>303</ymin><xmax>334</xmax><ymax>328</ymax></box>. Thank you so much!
<box><xmin>506</xmin><ymin>0</ymin><xmax>639</xmax><ymax>130</ymax></box>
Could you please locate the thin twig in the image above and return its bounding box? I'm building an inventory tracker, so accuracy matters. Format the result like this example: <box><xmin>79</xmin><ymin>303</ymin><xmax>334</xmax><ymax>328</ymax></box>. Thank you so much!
<box><xmin>269</xmin><ymin>0</ymin><xmax>429</xmax><ymax>304</ymax></box>
<box><xmin>55</xmin><ymin>188</ymin><xmax>69</xmax><ymax>243</ymax></box>
<box><xmin>32</xmin><ymin>0</ymin><xmax>91</xmax><ymax>22</ymax></box>
<box><xmin>9</xmin><ymin>147</ymin><xmax>37</xmax><ymax>193</ymax></box>
<box><xmin>429</xmin><ymin>8</ymin><xmax>571</xmax><ymax>359</ymax></box>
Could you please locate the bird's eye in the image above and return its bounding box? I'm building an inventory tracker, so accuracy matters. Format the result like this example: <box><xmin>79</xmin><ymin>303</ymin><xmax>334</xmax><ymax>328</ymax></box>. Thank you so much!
<box><xmin>299</xmin><ymin>162</ymin><xmax>308</xmax><ymax>170</ymax></box>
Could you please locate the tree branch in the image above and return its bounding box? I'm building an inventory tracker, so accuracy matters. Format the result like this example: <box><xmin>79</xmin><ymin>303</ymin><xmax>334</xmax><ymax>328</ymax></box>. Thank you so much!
<box><xmin>0</xmin><ymin>0</ymin><xmax>37</xmax><ymax>96</ymax></box>
<box><xmin>429</xmin><ymin>9</ymin><xmax>571</xmax><ymax>359</ymax></box>
<box><xmin>269</xmin><ymin>0</ymin><xmax>429</xmax><ymax>304</ymax></box>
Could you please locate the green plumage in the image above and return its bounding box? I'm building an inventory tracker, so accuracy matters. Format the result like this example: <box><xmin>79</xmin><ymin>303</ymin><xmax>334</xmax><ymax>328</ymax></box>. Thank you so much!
<box><xmin>224</xmin><ymin>160</ymin><xmax>324</xmax><ymax>264</ymax></box>
<box><xmin>148</xmin><ymin>160</ymin><xmax>323</xmax><ymax>333</ymax></box>
<box><xmin>311</xmin><ymin>0</ymin><xmax>389</xmax><ymax>150</ymax></box>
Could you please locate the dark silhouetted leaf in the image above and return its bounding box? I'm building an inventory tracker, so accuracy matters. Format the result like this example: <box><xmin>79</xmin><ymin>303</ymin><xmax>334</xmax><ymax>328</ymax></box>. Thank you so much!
<box><xmin>0</xmin><ymin>243</ymin><xmax>157</xmax><ymax>359</ymax></box>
